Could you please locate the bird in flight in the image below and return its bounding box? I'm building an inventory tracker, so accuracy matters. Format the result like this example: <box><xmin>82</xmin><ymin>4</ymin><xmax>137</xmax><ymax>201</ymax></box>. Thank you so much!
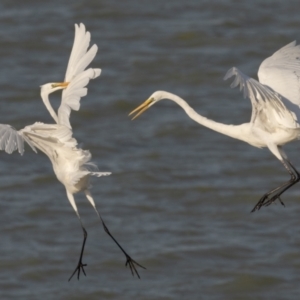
<box><xmin>130</xmin><ymin>41</ymin><xmax>300</xmax><ymax>212</ymax></box>
<box><xmin>0</xmin><ymin>23</ymin><xmax>144</xmax><ymax>280</ymax></box>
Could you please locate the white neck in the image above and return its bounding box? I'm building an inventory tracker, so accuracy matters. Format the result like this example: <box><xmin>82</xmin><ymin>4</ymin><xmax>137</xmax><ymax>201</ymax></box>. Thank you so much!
<box><xmin>40</xmin><ymin>92</ymin><xmax>59</xmax><ymax>124</ymax></box>
<box><xmin>159</xmin><ymin>91</ymin><xmax>249</xmax><ymax>142</ymax></box>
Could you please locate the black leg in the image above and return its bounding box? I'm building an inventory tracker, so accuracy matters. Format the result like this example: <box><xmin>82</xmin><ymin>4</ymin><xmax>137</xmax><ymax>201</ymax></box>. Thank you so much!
<box><xmin>68</xmin><ymin>225</ymin><xmax>88</xmax><ymax>281</ymax></box>
<box><xmin>99</xmin><ymin>215</ymin><xmax>146</xmax><ymax>278</ymax></box>
<box><xmin>251</xmin><ymin>160</ymin><xmax>300</xmax><ymax>212</ymax></box>
<box><xmin>84</xmin><ymin>190</ymin><xmax>146</xmax><ymax>278</ymax></box>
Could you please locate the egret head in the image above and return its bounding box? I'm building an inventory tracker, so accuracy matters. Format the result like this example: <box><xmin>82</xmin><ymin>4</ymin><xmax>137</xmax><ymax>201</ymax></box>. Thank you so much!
<box><xmin>40</xmin><ymin>82</ymin><xmax>70</xmax><ymax>124</ymax></box>
<box><xmin>129</xmin><ymin>91</ymin><xmax>165</xmax><ymax>120</ymax></box>
<box><xmin>40</xmin><ymin>82</ymin><xmax>70</xmax><ymax>96</ymax></box>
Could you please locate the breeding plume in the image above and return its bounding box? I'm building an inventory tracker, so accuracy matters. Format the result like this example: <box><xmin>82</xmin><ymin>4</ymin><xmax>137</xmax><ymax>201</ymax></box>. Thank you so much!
<box><xmin>0</xmin><ymin>23</ymin><xmax>144</xmax><ymax>280</ymax></box>
<box><xmin>130</xmin><ymin>41</ymin><xmax>300</xmax><ymax>212</ymax></box>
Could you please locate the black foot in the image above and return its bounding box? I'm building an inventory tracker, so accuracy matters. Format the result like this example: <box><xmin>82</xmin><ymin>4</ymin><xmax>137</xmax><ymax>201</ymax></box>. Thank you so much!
<box><xmin>251</xmin><ymin>194</ymin><xmax>285</xmax><ymax>212</ymax></box>
<box><xmin>68</xmin><ymin>261</ymin><xmax>87</xmax><ymax>281</ymax></box>
<box><xmin>125</xmin><ymin>254</ymin><xmax>146</xmax><ymax>279</ymax></box>
<box><xmin>264</xmin><ymin>196</ymin><xmax>285</xmax><ymax>208</ymax></box>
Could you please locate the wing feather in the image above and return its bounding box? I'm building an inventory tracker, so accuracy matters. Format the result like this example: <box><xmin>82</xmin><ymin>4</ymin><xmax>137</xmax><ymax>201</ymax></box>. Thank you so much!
<box><xmin>258</xmin><ymin>41</ymin><xmax>300</xmax><ymax>107</ymax></box>
<box><xmin>67</xmin><ymin>44</ymin><xmax>98</xmax><ymax>79</ymax></box>
<box><xmin>70</xmin><ymin>171</ymin><xmax>111</xmax><ymax>186</ymax></box>
<box><xmin>64</xmin><ymin>23</ymin><xmax>91</xmax><ymax>81</ymax></box>
<box><xmin>58</xmin><ymin>23</ymin><xmax>101</xmax><ymax>129</ymax></box>
<box><xmin>21</xmin><ymin>122</ymin><xmax>77</xmax><ymax>149</ymax></box>
<box><xmin>224</xmin><ymin>67</ymin><xmax>299</xmax><ymax>130</ymax></box>
<box><xmin>0</xmin><ymin>124</ymin><xmax>37</xmax><ymax>155</ymax></box>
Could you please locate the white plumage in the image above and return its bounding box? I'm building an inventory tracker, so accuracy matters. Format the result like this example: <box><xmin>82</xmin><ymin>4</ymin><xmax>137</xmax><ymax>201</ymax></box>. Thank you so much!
<box><xmin>0</xmin><ymin>23</ymin><xmax>144</xmax><ymax>280</ymax></box>
<box><xmin>130</xmin><ymin>41</ymin><xmax>300</xmax><ymax>212</ymax></box>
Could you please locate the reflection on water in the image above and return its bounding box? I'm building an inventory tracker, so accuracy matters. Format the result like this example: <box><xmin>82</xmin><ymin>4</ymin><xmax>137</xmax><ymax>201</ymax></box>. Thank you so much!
<box><xmin>0</xmin><ymin>0</ymin><xmax>300</xmax><ymax>299</ymax></box>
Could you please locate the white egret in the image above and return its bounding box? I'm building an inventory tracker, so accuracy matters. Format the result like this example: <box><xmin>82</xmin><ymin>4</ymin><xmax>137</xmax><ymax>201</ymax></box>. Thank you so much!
<box><xmin>130</xmin><ymin>41</ymin><xmax>300</xmax><ymax>213</ymax></box>
<box><xmin>0</xmin><ymin>23</ymin><xmax>144</xmax><ymax>280</ymax></box>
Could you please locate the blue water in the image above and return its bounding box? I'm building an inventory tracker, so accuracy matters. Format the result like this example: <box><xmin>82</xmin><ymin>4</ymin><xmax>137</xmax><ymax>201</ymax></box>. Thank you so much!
<box><xmin>0</xmin><ymin>0</ymin><xmax>300</xmax><ymax>299</ymax></box>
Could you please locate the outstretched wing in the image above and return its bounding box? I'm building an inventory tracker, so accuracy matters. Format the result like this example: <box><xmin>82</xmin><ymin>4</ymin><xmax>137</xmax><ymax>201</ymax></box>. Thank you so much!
<box><xmin>20</xmin><ymin>122</ymin><xmax>78</xmax><ymax>150</ymax></box>
<box><xmin>258</xmin><ymin>41</ymin><xmax>300</xmax><ymax>107</ymax></box>
<box><xmin>58</xmin><ymin>23</ymin><xmax>101</xmax><ymax>129</ymax></box>
<box><xmin>0</xmin><ymin>124</ymin><xmax>37</xmax><ymax>155</ymax></box>
<box><xmin>224</xmin><ymin>67</ymin><xmax>299</xmax><ymax>131</ymax></box>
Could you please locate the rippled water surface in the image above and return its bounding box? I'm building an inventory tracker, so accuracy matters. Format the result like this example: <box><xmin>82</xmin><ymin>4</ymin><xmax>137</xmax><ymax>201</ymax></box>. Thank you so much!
<box><xmin>0</xmin><ymin>1</ymin><xmax>300</xmax><ymax>299</ymax></box>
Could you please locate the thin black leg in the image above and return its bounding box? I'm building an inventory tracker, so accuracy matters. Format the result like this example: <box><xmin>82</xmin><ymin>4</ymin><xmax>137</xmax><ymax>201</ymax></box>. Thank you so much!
<box><xmin>99</xmin><ymin>215</ymin><xmax>146</xmax><ymax>278</ymax></box>
<box><xmin>84</xmin><ymin>190</ymin><xmax>146</xmax><ymax>278</ymax></box>
<box><xmin>68</xmin><ymin>225</ymin><xmax>88</xmax><ymax>281</ymax></box>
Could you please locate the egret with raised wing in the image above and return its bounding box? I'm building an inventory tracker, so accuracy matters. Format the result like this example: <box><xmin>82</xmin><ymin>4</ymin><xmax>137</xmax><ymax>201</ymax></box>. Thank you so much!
<box><xmin>130</xmin><ymin>41</ymin><xmax>300</xmax><ymax>213</ymax></box>
<box><xmin>0</xmin><ymin>23</ymin><xmax>144</xmax><ymax>280</ymax></box>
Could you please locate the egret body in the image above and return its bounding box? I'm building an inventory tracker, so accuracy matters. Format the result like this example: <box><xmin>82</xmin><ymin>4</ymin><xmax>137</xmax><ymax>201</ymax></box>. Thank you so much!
<box><xmin>130</xmin><ymin>41</ymin><xmax>300</xmax><ymax>212</ymax></box>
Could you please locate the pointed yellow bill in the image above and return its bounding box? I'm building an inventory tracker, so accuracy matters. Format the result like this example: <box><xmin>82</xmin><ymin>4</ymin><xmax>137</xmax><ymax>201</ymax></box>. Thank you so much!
<box><xmin>129</xmin><ymin>98</ymin><xmax>154</xmax><ymax>120</ymax></box>
<box><xmin>51</xmin><ymin>82</ymin><xmax>70</xmax><ymax>89</ymax></box>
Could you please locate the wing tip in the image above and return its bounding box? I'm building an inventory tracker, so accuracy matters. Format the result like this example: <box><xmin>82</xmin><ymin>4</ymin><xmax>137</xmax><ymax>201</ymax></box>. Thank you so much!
<box><xmin>223</xmin><ymin>67</ymin><xmax>237</xmax><ymax>81</ymax></box>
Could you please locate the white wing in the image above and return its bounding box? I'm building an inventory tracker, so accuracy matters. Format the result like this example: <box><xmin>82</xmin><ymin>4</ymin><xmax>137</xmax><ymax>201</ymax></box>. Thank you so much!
<box><xmin>0</xmin><ymin>124</ymin><xmax>37</xmax><ymax>155</ymax></box>
<box><xmin>224</xmin><ymin>67</ymin><xmax>299</xmax><ymax>131</ymax></box>
<box><xmin>58</xmin><ymin>23</ymin><xmax>101</xmax><ymax>128</ymax></box>
<box><xmin>258</xmin><ymin>41</ymin><xmax>300</xmax><ymax>107</ymax></box>
<box><xmin>20</xmin><ymin>122</ymin><xmax>78</xmax><ymax>150</ymax></box>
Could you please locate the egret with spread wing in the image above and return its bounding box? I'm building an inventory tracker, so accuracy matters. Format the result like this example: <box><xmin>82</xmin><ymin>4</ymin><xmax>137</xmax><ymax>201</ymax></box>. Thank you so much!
<box><xmin>0</xmin><ymin>23</ymin><xmax>144</xmax><ymax>280</ymax></box>
<box><xmin>130</xmin><ymin>41</ymin><xmax>300</xmax><ymax>213</ymax></box>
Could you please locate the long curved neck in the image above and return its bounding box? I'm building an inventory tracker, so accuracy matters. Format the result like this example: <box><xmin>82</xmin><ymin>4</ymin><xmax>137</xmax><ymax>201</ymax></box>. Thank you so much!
<box><xmin>40</xmin><ymin>92</ymin><xmax>59</xmax><ymax>124</ymax></box>
<box><xmin>162</xmin><ymin>92</ymin><xmax>248</xmax><ymax>141</ymax></box>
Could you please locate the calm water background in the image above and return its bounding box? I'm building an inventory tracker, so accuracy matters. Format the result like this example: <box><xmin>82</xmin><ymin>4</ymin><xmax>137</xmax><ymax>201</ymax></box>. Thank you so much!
<box><xmin>0</xmin><ymin>0</ymin><xmax>300</xmax><ymax>299</ymax></box>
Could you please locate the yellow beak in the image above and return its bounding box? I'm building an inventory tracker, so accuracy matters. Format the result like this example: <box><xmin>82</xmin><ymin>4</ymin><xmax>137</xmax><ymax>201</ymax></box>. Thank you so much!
<box><xmin>51</xmin><ymin>82</ymin><xmax>70</xmax><ymax>89</ymax></box>
<box><xmin>129</xmin><ymin>98</ymin><xmax>153</xmax><ymax>120</ymax></box>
